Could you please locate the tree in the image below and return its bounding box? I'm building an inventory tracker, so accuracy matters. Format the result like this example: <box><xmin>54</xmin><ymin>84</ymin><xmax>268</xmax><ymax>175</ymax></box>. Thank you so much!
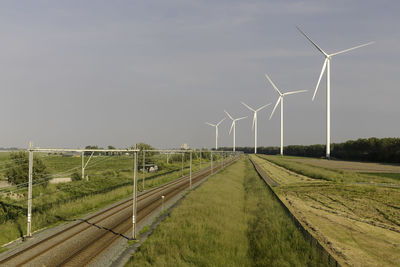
<box><xmin>85</xmin><ymin>145</ymin><xmax>101</xmax><ymax>156</ymax></box>
<box><xmin>133</xmin><ymin>143</ymin><xmax>158</xmax><ymax>169</ymax></box>
<box><xmin>71</xmin><ymin>172</ymin><xmax>81</xmax><ymax>181</ymax></box>
<box><xmin>106</xmin><ymin>145</ymin><xmax>116</xmax><ymax>156</ymax></box>
<box><xmin>6</xmin><ymin>152</ymin><xmax>49</xmax><ymax>186</ymax></box>
<box><xmin>133</xmin><ymin>143</ymin><xmax>154</xmax><ymax>151</ymax></box>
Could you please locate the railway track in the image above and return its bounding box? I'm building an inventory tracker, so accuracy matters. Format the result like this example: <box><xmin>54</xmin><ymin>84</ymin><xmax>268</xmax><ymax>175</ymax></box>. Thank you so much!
<box><xmin>0</xmin><ymin>156</ymin><xmax>239</xmax><ymax>266</ymax></box>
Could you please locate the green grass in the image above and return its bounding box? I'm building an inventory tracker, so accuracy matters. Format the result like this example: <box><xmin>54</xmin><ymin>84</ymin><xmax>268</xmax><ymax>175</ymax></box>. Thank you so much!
<box><xmin>126</xmin><ymin>157</ymin><xmax>325</xmax><ymax>266</ymax></box>
<box><xmin>258</xmin><ymin>155</ymin><xmax>400</xmax><ymax>184</ymax></box>
<box><xmin>0</xmin><ymin>184</ymin><xmax>133</xmax><ymax>245</ymax></box>
<box><xmin>0</xmin><ymin>154</ymin><xmax>211</xmax><ymax>247</ymax></box>
<box><xmin>363</xmin><ymin>172</ymin><xmax>400</xmax><ymax>181</ymax></box>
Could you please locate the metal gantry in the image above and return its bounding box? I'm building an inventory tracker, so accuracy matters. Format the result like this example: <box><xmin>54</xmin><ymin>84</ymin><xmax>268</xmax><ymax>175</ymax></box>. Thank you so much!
<box><xmin>26</xmin><ymin>143</ymin><xmax>139</xmax><ymax>238</ymax></box>
<box><xmin>25</xmin><ymin>144</ymin><xmax>239</xmax><ymax>240</ymax></box>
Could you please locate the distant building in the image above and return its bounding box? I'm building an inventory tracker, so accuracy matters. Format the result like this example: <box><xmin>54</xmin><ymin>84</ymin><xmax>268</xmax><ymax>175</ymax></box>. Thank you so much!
<box><xmin>181</xmin><ymin>143</ymin><xmax>190</xmax><ymax>150</ymax></box>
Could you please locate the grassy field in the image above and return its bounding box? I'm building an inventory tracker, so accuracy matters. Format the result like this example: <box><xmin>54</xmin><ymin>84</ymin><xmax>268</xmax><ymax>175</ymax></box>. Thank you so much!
<box><xmin>126</xmin><ymin>157</ymin><xmax>326</xmax><ymax>266</ymax></box>
<box><xmin>285</xmin><ymin>156</ymin><xmax>400</xmax><ymax>173</ymax></box>
<box><xmin>252</xmin><ymin>155</ymin><xmax>400</xmax><ymax>266</ymax></box>
<box><xmin>364</xmin><ymin>172</ymin><xmax>400</xmax><ymax>181</ymax></box>
<box><xmin>0</xmin><ymin>152</ymin><xmax>216</xmax><ymax>247</ymax></box>
<box><xmin>258</xmin><ymin>154</ymin><xmax>400</xmax><ymax>184</ymax></box>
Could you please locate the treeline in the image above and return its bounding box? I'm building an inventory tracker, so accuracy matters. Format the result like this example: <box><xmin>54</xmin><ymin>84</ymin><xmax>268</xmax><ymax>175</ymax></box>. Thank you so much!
<box><xmin>221</xmin><ymin>137</ymin><xmax>400</xmax><ymax>163</ymax></box>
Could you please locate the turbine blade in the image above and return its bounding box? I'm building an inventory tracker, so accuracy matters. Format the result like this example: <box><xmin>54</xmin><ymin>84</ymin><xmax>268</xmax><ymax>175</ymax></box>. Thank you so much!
<box><xmin>256</xmin><ymin>103</ymin><xmax>271</xmax><ymax>112</ymax></box>
<box><xmin>283</xmin><ymin>90</ymin><xmax>308</xmax><ymax>96</ymax></box>
<box><xmin>269</xmin><ymin>97</ymin><xmax>281</xmax><ymax>120</ymax></box>
<box><xmin>206</xmin><ymin>122</ymin><xmax>215</xmax><ymax>127</ymax></box>
<box><xmin>229</xmin><ymin>122</ymin><xmax>234</xmax><ymax>135</ymax></box>
<box><xmin>313</xmin><ymin>58</ymin><xmax>327</xmax><ymax>101</ymax></box>
<box><xmin>330</xmin><ymin>41</ymin><xmax>374</xmax><ymax>56</ymax></box>
<box><xmin>252</xmin><ymin>114</ymin><xmax>256</xmax><ymax>130</ymax></box>
<box><xmin>224</xmin><ymin>110</ymin><xmax>234</xmax><ymax>120</ymax></box>
<box><xmin>236</xmin><ymin>116</ymin><xmax>247</xmax><ymax>121</ymax></box>
<box><xmin>296</xmin><ymin>26</ymin><xmax>328</xmax><ymax>57</ymax></box>
<box><xmin>216</xmin><ymin>118</ymin><xmax>225</xmax><ymax>126</ymax></box>
<box><xmin>241</xmin><ymin>101</ymin><xmax>255</xmax><ymax>112</ymax></box>
<box><xmin>265</xmin><ymin>74</ymin><xmax>282</xmax><ymax>95</ymax></box>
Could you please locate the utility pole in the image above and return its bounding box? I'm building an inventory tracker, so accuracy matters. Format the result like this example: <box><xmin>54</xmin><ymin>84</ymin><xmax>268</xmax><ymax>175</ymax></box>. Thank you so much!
<box><xmin>189</xmin><ymin>152</ymin><xmax>192</xmax><ymax>189</ymax></box>
<box><xmin>142</xmin><ymin>150</ymin><xmax>145</xmax><ymax>191</ymax></box>
<box><xmin>82</xmin><ymin>151</ymin><xmax>94</xmax><ymax>181</ymax></box>
<box><xmin>27</xmin><ymin>141</ymin><xmax>33</xmax><ymax>237</ymax></box>
<box><xmin>211</xmin><ymin>151</ymin><xmax>213</xmax><ymax>175</ymax></box>
<box><xmin>199</xmin><ymin>149</ymin><xmax>202</xmax><ymax>169</ymax></box>
<box><xmin>132</xmin><ymin>150</ymin><xmax>138</xmax><ymax>239</ymax></box>
<box><xmin>81</xmin><ymin>152</ymin><xmax>84</xmax><ymax>180</ymax></box>
<box><xmin>181</xmin><ymin>153</ymin><xmax>184</xmax><ymax>177</ymax></box>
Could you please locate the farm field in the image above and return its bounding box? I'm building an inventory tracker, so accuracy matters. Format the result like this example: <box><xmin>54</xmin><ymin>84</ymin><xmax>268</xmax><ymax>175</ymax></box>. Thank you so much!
<box><xmin>251</xmin><ymin>155</ymin><xmax>400</xmax><ymax>266</ymax></box>
<box><xmin>259</xmin><ymin>154</ymin><xmax>400</xmax><ymax>184</ymax></box>
<box><xmin>127</xmin><ymin>157</ymin><xmax>327</xmax><ymax>266</ymax></box>
<box><xmin>0</xmin><ymin>151</ymin><xmax>218</xmax><ymax>247</ymax></box>
<box><xmin>282</xmin><ymin>156</ymin><xmax>400</xmax><ymax>173</ymax></box>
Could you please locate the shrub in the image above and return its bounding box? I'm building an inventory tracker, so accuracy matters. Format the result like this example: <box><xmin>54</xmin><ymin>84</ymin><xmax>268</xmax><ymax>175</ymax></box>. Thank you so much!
<box><xmin>6</xmin><ymin>152</ymin><xmax>49</xmax><ymax>186</ymax></box>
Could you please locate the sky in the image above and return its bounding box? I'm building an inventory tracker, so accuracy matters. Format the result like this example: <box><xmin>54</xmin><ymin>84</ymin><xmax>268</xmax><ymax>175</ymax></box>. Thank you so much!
<box><xmin>0</xmin><ymin>0</ymin><xmax>399</xmax><ymax>149</ymax></box>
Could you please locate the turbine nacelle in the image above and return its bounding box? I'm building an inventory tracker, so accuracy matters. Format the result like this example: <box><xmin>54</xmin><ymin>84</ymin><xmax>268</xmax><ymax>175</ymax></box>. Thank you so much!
<box><xmin>297</xmin><ymin>26</ymin><xmax>373</xmax><ymax>101</ymax></box>
<box><xmin>224</xmin><ymin>110</ymin><xmax>246</xmax><ymax>135</ymax></box>
<box><xmin>205</xmin><ymin>118</ymin><xmax>225</xmax><ymax>147</ymax></box>
<box><xmin>241</xmin><ymin>102</ymin><xmax>271</xmax><ymax>131</ymax></box>
<box><xmin>265</xmin><ymin>74</ymin><xmax>307</xmax><ymax>120</ymax></box>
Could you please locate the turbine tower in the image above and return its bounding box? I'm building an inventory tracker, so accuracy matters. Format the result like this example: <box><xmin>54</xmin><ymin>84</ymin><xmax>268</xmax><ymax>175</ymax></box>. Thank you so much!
<box><xmin>241</xmin><ymin>102</ymin><xmax>271</xmax><ymax>154</ymax></box>
<box><xmin>205</xmin><ymin>118</ymin><xmax>225</xmax><ymax>150</ymax></box>
<box><xmin>224</xmin><ymin>110</ymin><xmax>247</xmax><ymax>152</ymax></box>
<box><xmin>266</xmin><ymin>74</ymin><xmax>307</xmax><ymax>156</ymax></box>
<box><xmin>297</xmin><ymin>27</ymin><xmax>373</xmax><ymax>159</ymax></box>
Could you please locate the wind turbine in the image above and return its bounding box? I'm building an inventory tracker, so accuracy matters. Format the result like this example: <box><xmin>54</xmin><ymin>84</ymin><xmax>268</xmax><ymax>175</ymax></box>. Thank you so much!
<box><xmin>224</xmin><ymin>110</ymin><xmax>247</xmax><ymax>152</ymax></box>
<box><xmin>205</xmin><ymin>118</ymin><xmax>225</xmax><ymax>150</ymax></box>
<box><xmin>266</xmin><ymin>74</ymin><xmax>307</xmax><ymax>156</ymax></box>
<box><xmin>297</xmin><ymin>27</ymin><xmax>373</xmax><ymax>159</ymax></box>
<box><xmin>241</xmin><ymin>102</ymin><xmax>271</xmax><ymax>154</ymax></box>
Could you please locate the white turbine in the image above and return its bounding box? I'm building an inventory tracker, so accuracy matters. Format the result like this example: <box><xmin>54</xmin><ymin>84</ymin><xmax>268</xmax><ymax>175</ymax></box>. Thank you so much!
<box><xmin>297</xmin><ymin>26</ymin><xmax>373</xmax><ymax>159</ymax></box>
<box><xmin>224</xmin><ymin>110</ymin><xmax>247</xmax><ymax>152</ymax></box>
<box><xmin>266</xmin><ymin>74</ymin><xmax>307</xmax><ymax>156</ymax></box>
<box><xmin>205</xmin><ymin>118</ymin><xmax>225</xmax><ymax>150</ymax></box>
<box><xmin>241</xmin><ymin>102</ymin><xmax>271</xmax><ymax>154</ymax></box>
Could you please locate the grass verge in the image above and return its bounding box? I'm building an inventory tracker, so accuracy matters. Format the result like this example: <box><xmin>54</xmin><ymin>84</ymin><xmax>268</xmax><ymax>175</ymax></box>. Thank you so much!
<box><xmin>126</xmin><ymin>157</ymin><xmax>325</xmax><ymax>266</ymax></box>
